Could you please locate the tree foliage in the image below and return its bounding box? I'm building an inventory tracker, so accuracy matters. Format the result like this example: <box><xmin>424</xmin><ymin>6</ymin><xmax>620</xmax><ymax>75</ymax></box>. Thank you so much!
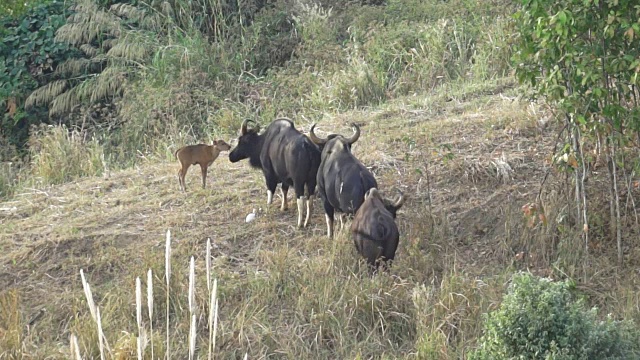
<box><xmin>23</xmin><ymin>0</ymin><xmax>162</xmax><ymax>119</ymax></box>
<box><xmin>0</xmin><ymin>0</ymin><xmax>79</xmax><ymax>152</ymax></box>
<box><xmin>514</xmin><ymin>0</ymin><xmax>640</xmax><ymax>135</ymax></box>
<box><xmin>513</xmin><ymin>0</ymin><xmax>640</xmax><ymax>265</ymax></box>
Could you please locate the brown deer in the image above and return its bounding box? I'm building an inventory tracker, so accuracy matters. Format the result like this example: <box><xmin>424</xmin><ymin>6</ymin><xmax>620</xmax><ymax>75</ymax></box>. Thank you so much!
<box><xmin>175</xmin><ymin>140</ymin><xmax>231</xmax><ymax>191</ymax></box>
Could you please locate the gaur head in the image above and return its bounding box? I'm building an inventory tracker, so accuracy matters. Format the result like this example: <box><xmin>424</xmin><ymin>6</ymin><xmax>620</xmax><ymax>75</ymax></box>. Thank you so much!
<box><xmin>229</xmin><ymin>119</ymin><xmax>262</xmax><ymax>167</ymax></box>
<box><xmin>308</xmin><ymin>123</ymin><xmax>360</xmax><ymax>152</ymax></box>
<box><xmin>366</xmin><ymin>188</ymin><xmax>406</xmax><ymax>218</ymax></box>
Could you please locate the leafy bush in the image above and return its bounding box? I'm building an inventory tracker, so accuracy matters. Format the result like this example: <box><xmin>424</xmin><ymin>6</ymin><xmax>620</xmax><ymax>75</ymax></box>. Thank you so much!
<box><xmin>0</xmin><ymin>0</ymin><xmax>79</xmax><ymax>150</ymax></box>
<box><xmin>470</xmin><ymin>272</ymin><xmax>640</xmax><ymax>360</ymax></box>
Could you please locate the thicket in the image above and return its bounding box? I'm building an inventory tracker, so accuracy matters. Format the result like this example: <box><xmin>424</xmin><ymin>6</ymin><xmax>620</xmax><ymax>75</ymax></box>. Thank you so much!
<box><xmin>514</xmin><ymin>0</ymin><xmax>640</xmax><ymax>267</ymax></box>
<box><xmin>470</xmin><ymin>272</ymin><xmax>640</xmax><ymax>359</ymax></box>
<box><xmin>0</xmin><ymin>0</ymin><xmax>78</xmax><ymax>153</ymax></box>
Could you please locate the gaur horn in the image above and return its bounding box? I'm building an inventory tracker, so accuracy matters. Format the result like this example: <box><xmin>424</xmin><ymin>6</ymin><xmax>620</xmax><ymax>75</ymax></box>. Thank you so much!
<box><xmin>240</xmin><ymin>119</ymin><xmax>259</xmax><ymax>135</ymax></box>
<box><xmin>309</xmin><ymin>124</ymin><xmax>327</xmax><ymax>145</ymax></box>
<box><xmin>394</xmin><ymin>189</ymin><xmax>406</xmax><ymax>208</ymax></box>
<box><xmin>347</xmin><ymin>123</ymin><xmax>360</xmax><ymax>145</ymax></box>
<box><xmin>240</xmin><ymin>119</ymin><xmax>251</xmax><ymax>135</ymax></box>
<box><xmin>364</xmin><ymin>187</ymin><xmax>378</xmax><ymax>200</ymax></box>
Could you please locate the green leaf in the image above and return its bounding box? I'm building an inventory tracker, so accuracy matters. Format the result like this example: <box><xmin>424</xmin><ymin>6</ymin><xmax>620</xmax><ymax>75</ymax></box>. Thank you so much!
<box><xmin>558</xmin><ymin>11</ymin><xmax>567</xmax><ymax>25</ymax></box>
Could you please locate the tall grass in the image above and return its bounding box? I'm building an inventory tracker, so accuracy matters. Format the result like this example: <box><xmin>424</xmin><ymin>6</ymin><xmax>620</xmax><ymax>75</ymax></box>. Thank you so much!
<box><xmin>70</xmin><ymin>229</ymin><xmax>230</xmax><ymax>359</ymax></box>
<box><xmin>0</xmin><ymin>161</ymin><xmax>21</xmax><ymax>200</ymax></box>
<box><xmin>62</xmin><ymin>229</ymin><xmax>504</xmax><ymax>359</ymax></box>
<box><xmin>27</xmin><ymin>125</ymin><xmax>105</xmax><ymax>186</ymax></box>
<box><xmin>0</xmin><ymin>290</ymin><xmax>22</xmax><ymax>359</ymax></box>
<box><xmin>147</xmin><ymin>269</ymin><xmax>154</xmax><ymax>360</ymax></box>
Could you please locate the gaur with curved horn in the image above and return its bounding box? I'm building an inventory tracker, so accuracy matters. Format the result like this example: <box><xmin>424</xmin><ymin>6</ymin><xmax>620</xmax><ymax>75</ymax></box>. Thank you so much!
<box><xmin>229</xmin><ymin>117</ymin><xmax>321</xmax><ymax>228</ymax></box>
<box><xmin>309</xmin><ymin>122</ymin><xmax>376</xmax><ymax>238</ymax></box>
<box><xmin>351</xmin><ymin>187</ymin><xmax>406</xmax><ymax>272</ymax></box>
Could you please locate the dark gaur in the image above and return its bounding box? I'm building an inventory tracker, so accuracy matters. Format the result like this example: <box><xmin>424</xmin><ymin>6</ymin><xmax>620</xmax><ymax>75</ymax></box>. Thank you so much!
<box><xmin>351</xmin><ymin>188</ymin><xmax>405</xmax><ymax>272</ymax></box>
<box><xmin>310</xmin><ymin>123</ymin><xmax>377</xmax><ymax>238</ymax></box>
<box><xmin>229</xmin><ymin>118</ymin><xmax>321</xmax><ymax>228</ymax></box>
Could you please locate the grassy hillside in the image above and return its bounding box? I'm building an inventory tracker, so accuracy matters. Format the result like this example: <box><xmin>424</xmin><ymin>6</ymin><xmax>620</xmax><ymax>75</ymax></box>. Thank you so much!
<box><xmin>2</xmin><ymin>0</ymin><xmax>640</xmax><ymax>358</ymax></box>
<box><xmin>2</xmin><ymin>78</ymin><xmax>639</xmax><ymax>358</ymax></box>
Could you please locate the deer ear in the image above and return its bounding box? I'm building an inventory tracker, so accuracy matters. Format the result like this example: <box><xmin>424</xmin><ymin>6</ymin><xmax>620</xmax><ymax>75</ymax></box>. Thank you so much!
<box><xmin>213</xmin><ymin>140</ymin><xmax>218</xmax><ymax>145</ymax></box>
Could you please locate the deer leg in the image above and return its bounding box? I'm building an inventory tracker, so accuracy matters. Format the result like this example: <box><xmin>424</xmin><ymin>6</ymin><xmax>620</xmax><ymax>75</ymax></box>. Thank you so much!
<box><xmin>200</xmin><ymin>164</ymin><xmax>207</xmax><ymax>189</ymax></box>
<box><xmin>179</xmin><ymin>164</ymin><xmax>190</xmax><ymax>192</ymax></box>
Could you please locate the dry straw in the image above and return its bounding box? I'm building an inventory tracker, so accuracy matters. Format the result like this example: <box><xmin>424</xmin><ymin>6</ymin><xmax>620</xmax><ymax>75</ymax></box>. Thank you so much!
<box><xmin>188</xmin><ymin>256</ymin><xmax>196</xmax><ymax>360</ymax></box>
<box><xmin>189</xmin><ymin>256</ymin><xmax>196</xmax><ymax>314</ymax></box>
<box><xmin>208</xmin><ymin>278</ymin><xmax>218</xmax><ymax>360</ymax></box>
<box><xmin>80</xmin><ymin>269</ymin><xmax>109</xmax><ymax>359</ymax></box>
<box><xmin>207</xmin><ymin>237</ymin><xmax>217</xmax><ymax>360</ymax></box>
<box><xmin>165</xmin><ymin>229</ymin><xmax>172</xmax><ymax>359</ymax></box>
<box><xmin>70</xmin><ymin>334</ymin><xmax>82</xmax><ymax>360</ymax></box>
<box><xmin>80</xmin><ymin>269</ymin><xmax>96</xmax><ymax>321</ymax></box>
<box><xmin>136</xmin><ymin>276</ymin><xmax>143</xmax><ymax>360</ymax></box>
<box><xmin>147</xmin><ymin>268</ymin><xmax>154</xmax><ymax>360</ymax></box>
<box><xmin>206</xmin><ymin>238</ymin><xmax>212</xmax><ymax>293</ymax></box>
<box><xmin>189</xmin><ymin>314</ymin><xmax>197</xmax><ymax>360</ymax></box>
<box><xmin>96</xmin><ymin>307</ymin><xmax>105</xmax><ymax>360</ymax></box>
<box><xmin>73</xmin><ymin>230</ymin><xmax>227</xmax><ymax>360</ymax></box>
<box><xmin>137</xmin><ymin>337</ymin><xmax>143</xmax><ymax>360</ymax></box>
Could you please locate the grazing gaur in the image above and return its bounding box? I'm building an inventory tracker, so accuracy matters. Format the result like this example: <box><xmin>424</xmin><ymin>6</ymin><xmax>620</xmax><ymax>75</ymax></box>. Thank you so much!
<box><xmin>309</xmin><ymin>123</ymin><xmax>377</xmax><ymax>238</ymax></box>
<box><xmin>351</xmin><ymin>188</ymin><xmax>405</xmax><ymax>272</ymax></box>
<box><xmin>175</xmin><ymin>140</ymin><xmax>231</xmax><ymax>191</ymax></box>
<box><xmin>228</xmin><ymin>118</ymin><xmax>321</xmax><ymax>228</ymax></box>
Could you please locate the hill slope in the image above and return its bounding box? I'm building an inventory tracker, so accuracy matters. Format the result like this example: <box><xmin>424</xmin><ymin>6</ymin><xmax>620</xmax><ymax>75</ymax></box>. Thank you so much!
<box><xmin>1</xmin><ymin>80</ymin><xmax>630</xmax><ymax>358</ymax></box>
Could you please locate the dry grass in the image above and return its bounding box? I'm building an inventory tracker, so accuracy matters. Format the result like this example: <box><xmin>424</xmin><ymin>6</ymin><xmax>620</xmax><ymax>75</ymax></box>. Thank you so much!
<box><xmin>1</xmin><ymin>81</ymin><xmax>639</xmax><ymax>358</ymax></box>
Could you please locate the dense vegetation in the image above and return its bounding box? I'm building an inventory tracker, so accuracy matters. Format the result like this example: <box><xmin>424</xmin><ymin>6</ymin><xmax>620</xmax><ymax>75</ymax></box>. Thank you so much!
<box><xmin>471</xmin><ymin>273</ymin><xmax>640</xmax><ymax>359</ymax></box>
<box><xmin>1</xmin><ymin>0</ymin><xmax>514</xmax><ymax>196</ymax></box>
<box><xmin>0</xmin><ymin>0</ymin><xmax>78</xmax><ymax>153</ymax></box>
<box><xmin>2</xmin><ymin>0</ymin><xmax>640</xmax><ymax>358</ymax></box>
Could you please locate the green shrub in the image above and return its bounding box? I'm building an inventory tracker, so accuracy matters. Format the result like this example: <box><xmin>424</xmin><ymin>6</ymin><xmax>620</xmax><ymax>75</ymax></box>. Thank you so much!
<box><xmin>0</xmin><ymin>0</ymin><xmax>80</xmax><ymax>151</ymax></box>
<box><xmin>241</xmin><ymin>2</ymin><xmax>300</xmax><ymax>75</ymax></box>
<box><xmin>470</xmin><ymin>272</ymin><xmax>640</xmax><ymax>360</ymax></box>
